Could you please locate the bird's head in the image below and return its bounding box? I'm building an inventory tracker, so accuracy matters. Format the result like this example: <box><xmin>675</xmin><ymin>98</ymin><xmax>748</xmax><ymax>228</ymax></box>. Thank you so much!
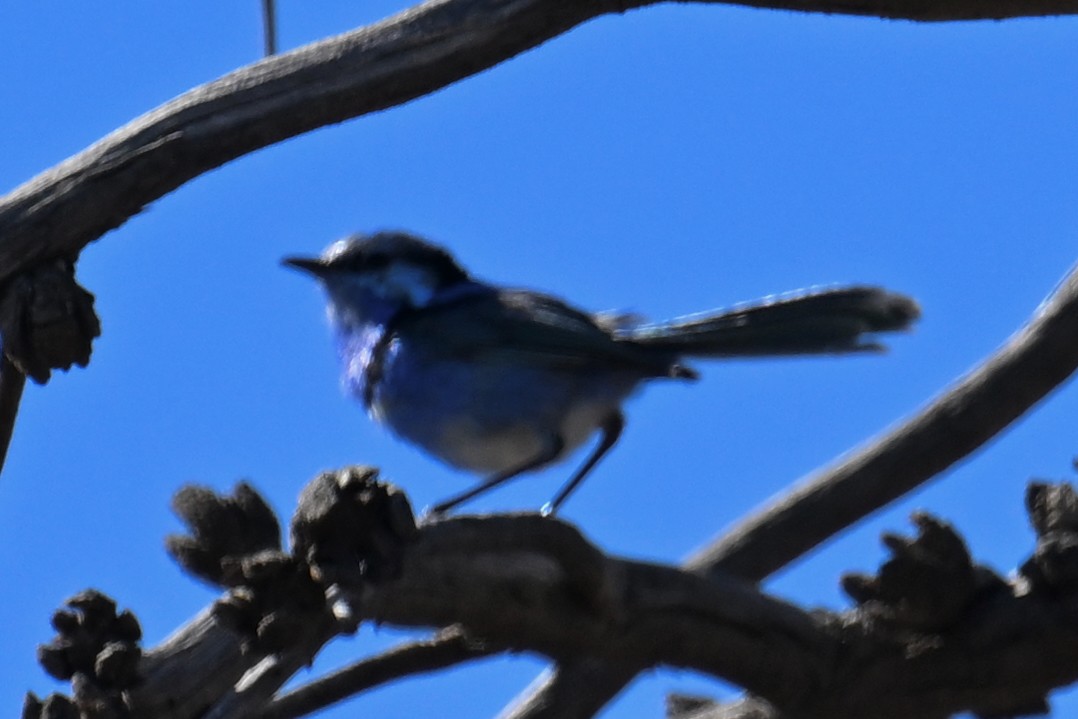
<box><xmin>284</xmin><ymin>231</ymin><xmax>470</xmax><ymax>325</ymax></box>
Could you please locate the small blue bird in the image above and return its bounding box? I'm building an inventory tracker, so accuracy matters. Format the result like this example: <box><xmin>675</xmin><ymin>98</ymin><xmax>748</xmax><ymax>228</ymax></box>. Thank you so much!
<box><xmin>285</xmin><ymin>231</ymin><xmax>918</xmax><ymax>515</ymax></box>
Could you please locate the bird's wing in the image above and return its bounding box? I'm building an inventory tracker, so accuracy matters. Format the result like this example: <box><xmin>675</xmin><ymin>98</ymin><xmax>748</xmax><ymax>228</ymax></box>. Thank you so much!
<box><xmin>395</xmin><ymin>289</ymin><xmax>676</xmax><ymax>376</ymax></box>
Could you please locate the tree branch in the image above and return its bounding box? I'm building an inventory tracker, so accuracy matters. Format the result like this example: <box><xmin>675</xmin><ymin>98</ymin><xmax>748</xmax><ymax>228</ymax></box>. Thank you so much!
<box><xmin>509</xmin><ymin>260</ymin><xmax>1078</xmax><ymax>714</ymax></box>
<box><xmin>101</xmin><ymin>485</ymin><xmax>832</xmax><ymax>717</ymax></box>
<box><xmin>2</xmin><ymin>0</ymin><xmax>1076</xmax><ymax>285</ymax></box>
<box><xmin>0</xmin><ymin>354</ymin><xmax>26</xmax><ymax>474</ymax></box>
<box><xmin>0</xmin><ymin>0</ymin><xmax>601</xmax><ymax>283</ymax></box>
<box><xmin>351</xmin><ymin>515</ymin><xmax>829</xmax><ymax>702</ymax></box>
<box><xmin>684</xmin><ymin>0</ymin><xmax>1078</xmax><ymax>20</ymax></box>
<box><xmin>127</xmin><ymin>607</ymin><xmax>250</xmax><ymax>718</ymax></box>
<box><xmin>261</xmin><ymin>629</ymin><xmax>494</xmax><ymax>719</ymax></box>
<box><xmin>32</xmin><ymin>477</ymin><xmax>1078</xmax><ymax>718</ymax></box>
<box><xmin>290</xmin><ymin>496</ymin><xmax>1078</xmax><ymax>719</ymax></box>
<box><xmin>690</xmin><ymin>260</ymin><xmax>1078</xmax><ymax>581</ymax></box>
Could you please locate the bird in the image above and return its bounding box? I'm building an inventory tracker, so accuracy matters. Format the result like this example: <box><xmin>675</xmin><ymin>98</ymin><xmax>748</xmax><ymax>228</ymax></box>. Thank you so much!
<box><xmin>284</xmin><ymin>231</ymin><xmax>919</xmax><ymax>516</ymax></box>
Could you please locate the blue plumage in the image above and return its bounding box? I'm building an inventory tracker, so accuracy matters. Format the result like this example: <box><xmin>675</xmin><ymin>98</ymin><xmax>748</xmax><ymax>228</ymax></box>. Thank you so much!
<box><xmin>285</xmin><ymin>231</ymin><xmax>919</xmax><ymax>514</ymax></box>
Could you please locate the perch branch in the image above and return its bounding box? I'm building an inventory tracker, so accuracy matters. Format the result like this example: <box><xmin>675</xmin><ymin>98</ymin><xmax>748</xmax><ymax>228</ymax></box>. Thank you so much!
<box><xmin>353</xmin><ymin>509</ymin><xmax>1078</xmax><ymax>719</ymax></box>
<box><xmin>346</xmin><ymin>515</ymin><xmax>830</xmax><ymax>703</ymax></box>
<box><xmin>298</xmin><ymin>505</ymin><xmax>1078</xmax><ymax>719</ymax></box>
<box><xmin>36</xmin><ymin>481</ymin><xmax>1078</xmax><ymax>719</ymax></box>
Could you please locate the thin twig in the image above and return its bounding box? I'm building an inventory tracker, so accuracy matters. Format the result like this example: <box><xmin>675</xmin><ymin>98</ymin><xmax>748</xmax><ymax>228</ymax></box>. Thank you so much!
<box><xmin>0</xmin><ymin>353</ymin><xmax>26</xmax><ymax>476</ymax></box>
<box><xmin>261</xmin><ymin>629</ymin><xmax>494</xmax><ymax>719</ymax></box>
<box><xmin>261</xmin><ymin>0</ymin><xmax>277</xmax><ymax>56</ymax></box>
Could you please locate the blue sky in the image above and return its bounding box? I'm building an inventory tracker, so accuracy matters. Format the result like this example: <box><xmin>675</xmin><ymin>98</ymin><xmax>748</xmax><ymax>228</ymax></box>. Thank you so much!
<box><xmin>2</xmin><ymin>2</ymin><xmax>1077</xmax><ymax>716</ymax></box>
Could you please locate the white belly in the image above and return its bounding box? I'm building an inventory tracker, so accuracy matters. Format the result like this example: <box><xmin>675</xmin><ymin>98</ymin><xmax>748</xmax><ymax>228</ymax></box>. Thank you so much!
<box><xmin>433</xmin><ymin>400</ymin><xmax>614</xmax><ymax>474</ymax></box>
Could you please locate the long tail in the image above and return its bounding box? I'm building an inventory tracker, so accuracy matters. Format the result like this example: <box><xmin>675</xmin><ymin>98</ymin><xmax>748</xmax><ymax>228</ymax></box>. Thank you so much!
<box><xmin>620</xmin><ymin>286</ymin><xmax>920</xmax><ymax>357</ymax></box>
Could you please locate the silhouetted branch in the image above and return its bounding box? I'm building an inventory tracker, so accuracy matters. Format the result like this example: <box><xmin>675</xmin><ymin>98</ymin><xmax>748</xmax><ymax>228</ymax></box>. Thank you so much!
<box><xmin>349</xmin><ymin>514</ymin><xmax>827</xmax><ymax>699</ymax></box>
<box><xmin>32</xmin><ymin>475</ymin><xmax>830</xmax><ymax>717</ymax></box>
<box><xmin>704</xmin><ymin>0</ymin><xmax>1078</xmax><ymax>19</ymax></box>
<box><xmin>28</xmin><ymin>476</ymin><xmax>1078</xmax><ymax>719</ymax></box>
<box><xmin>494</xmin><ymin>494</ymin><xmax>1078</xmax><ymax>719</ymax></box>
<box><xmin>261</xmin><ymin>629</ymin><xmax>494</xmax><ymax>719</ymax></box>
<box><xmin>3</xmin><ymin>0</ymin><xmax>1077</xmax><ymax>285</ymax></box>
<box><xmin>666</xmin><ymin>494</ymin><xmax>1078</xmax><ymax>719</ymax></box>
<box><xmin>508</xmin><ymin>261</ymin><xmax>1078</xmax><ymax>716</ymax></box>
<box><xmin>0</xmin><ymin>260</ymin><xmax>100</xmax><ymax>477</ymax></box>
<box><xmin>0</xmin><ymin>354</ymin><xmax>25</xmax><ymax>474</ymax></box>
<box><xmin>690</xmin><ymin>261</ymin><xmax>1078</xmax><ymax>581</ymax></box>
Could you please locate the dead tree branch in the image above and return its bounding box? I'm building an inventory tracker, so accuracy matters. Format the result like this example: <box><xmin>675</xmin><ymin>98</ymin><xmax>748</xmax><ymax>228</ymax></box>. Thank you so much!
<box><xmin>695</xmin><ymin>0</ymin><xmax>1078</xmax><ymax>19</ymax></box>
<box><xmin>26</xmin><ymin>475</ymin><xmax>1078</xmax><ymax>719</ymax></box>
<box><xmin>261</xmin><ymin>628</ymin><xmax>494</xmax><ymax>719</ymax></box>
<box><xmin>2</xmin><ymin>0</ymin><xmax>1077</xmax><ymax>286</ymax></box>
<box><xmin>0</xmin><ymin>355</ymin><xmax>25</xmax><ymax>472</ymax></box>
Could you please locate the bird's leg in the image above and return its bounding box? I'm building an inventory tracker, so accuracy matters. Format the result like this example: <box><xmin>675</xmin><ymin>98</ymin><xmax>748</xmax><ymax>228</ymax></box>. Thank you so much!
<box><xmin>429</xmin><ymin>436</ymin><xmax>565</xmax><ymax>516</ymax></box>
<box><xmin>543</xmin><ymin>412</ymin><xmax>625</xmax><ymax>516</ymax></box>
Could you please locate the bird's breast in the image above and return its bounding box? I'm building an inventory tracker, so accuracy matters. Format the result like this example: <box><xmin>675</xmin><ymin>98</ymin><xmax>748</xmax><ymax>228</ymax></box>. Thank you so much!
<box><xmin>365</xmin><ymin>341</ymin><xmax>642</xmax><ymax>475</ymax></box>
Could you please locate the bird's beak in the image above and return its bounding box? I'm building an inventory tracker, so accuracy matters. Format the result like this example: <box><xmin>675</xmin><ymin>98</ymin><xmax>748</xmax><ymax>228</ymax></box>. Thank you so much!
<box><xmin>282</xmin><ymin>256</ymin><xmax>330</xmax><ymax>277</ymax></box>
